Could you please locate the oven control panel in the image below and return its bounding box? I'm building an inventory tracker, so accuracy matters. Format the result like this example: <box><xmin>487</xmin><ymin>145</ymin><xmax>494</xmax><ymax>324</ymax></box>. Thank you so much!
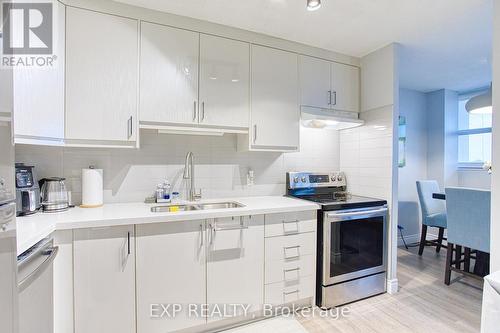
<box><xmin>287</xmin><ymin>172</ymin><xmax>347</xmax><ymax>189</ymax></box>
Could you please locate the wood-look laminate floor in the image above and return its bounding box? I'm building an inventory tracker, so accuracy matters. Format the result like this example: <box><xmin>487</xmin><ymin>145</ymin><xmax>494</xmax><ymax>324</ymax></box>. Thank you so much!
<box><xmin>297</xmin><ymin>246</ymin><xmax>484</xmax><ymax>333</ymax></box>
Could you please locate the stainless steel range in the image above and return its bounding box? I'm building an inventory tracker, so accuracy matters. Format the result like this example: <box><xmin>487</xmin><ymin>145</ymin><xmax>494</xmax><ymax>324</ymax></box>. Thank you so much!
<box><xmin>286</xmin><ymin>172</ymin><xmax>388</xmax><ymax>308</ymax></box>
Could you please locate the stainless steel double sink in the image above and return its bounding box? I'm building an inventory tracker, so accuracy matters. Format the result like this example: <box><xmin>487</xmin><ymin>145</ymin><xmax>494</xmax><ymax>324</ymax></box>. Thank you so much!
<box><xmin>151</xmin><ymin>201</ymin><xmax>244</xmax><ymax>213</ymax></box>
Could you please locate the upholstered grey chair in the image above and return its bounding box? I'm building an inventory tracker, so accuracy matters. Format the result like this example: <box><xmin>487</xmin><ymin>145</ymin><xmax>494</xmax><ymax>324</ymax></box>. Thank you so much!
<box><xmin>444</xmin><ymin>187</ymin><xmax>490</xmax><ymax>285</ymax></box>
<box><xmin>416</xmin><ymin>180</ymin><xmax>447</xmax><ymax>255</ymax></box>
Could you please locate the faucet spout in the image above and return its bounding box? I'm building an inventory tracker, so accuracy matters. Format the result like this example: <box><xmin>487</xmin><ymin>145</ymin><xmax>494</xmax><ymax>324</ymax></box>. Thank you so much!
<box><xmin>183</xmin><ymin>152</ymin><xmax>200</xmax><ymax>201</ymax></box>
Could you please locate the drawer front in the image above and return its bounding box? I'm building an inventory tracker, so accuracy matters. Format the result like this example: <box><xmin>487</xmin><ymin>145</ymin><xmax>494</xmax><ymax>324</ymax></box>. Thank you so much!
<box><xmin>265</xmin><ymin>254</ymin><xmax>315</xmax><ymax>284</ymax></box>
<box><xmin>265</xmin><ymin>232</ymin><xmax>316</xmax><ymax>262</ymax></box>
<box><xmin>264</xmin><ymin>275</ymin><xmax>315</xmax><ymax>305</ymax></box>
<box><xmin>265</xmin><ymin>213</ymin><xmax>316</xmax><ymax>238</ymax></box>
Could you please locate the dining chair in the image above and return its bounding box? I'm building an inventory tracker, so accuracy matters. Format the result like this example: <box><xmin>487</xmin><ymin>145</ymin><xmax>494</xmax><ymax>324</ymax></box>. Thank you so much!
<box><xmin>416</xmin><ymin>180</ymin><xmax>447</xmax><ymax>255</ymax></box>
<box><xmin>444</xmin><ymin>187</ymin><xmax>491</xmax><ymax>285</ymax></box>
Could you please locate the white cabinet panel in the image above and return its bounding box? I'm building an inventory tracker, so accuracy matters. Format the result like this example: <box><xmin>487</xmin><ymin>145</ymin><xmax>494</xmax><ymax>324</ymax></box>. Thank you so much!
<box><xmin>264</xmin><ymin>276</ymin><xmax>315</xmax><ymax>305</ymax></box>
<box><xmin>140</xmin><ymin>22</ymin><xmax>199</xmax><ymax>125</ymax></box>
<box><xmin>206</xmin><ymin>215</ymin><xmax>264</xmax><ymax>322</ymax></box>
<box><xmin>265</xmin><ymin>211</ymin><xmax>316</xmax><ymax>237</ymax></box>
<box><xmin>299</xmin><ymin>55</ymin><xmax>331</xmax><ymax>109</ymax></box>
<box><xmin>265</xmin><ymin>232</ymin><xmax>316</xmax><ymax>262</ymax></box>
<box><xmin>265</xmin><ymin>254</ymin><xmax>315</xmax><ymax>285</ymax></box>
<box><xmin>199</xmin><ymin>34</ymin><xmax>249</xmax><ymax>128</ymax></box>
<box><xmin>13</xmin><ymin>2</ymin><xmax>65</xmax><ymax>143</ymax></box>
<box><xmin>250</xmin><ymin>45</ymin><xmax>299</xmax><ymax>151</ymax></box>
<box><xmin>331</xmin><ymin>62</ymin><xmax>360</xmax><ymax>112</ymax></box>
<box><xmin>136</xmin><ymin>220</ymin><xmax>206</xmax><ymax>333</ymax></box>
<box><xmin>73</xmin><ymin>226</ymin><xmax>135</xmax><ymax>333</ymax></box>
<box><xmin>66</xmin><ymin>7</ymin><xmax>138</xmax><ymax>142</ymax></box>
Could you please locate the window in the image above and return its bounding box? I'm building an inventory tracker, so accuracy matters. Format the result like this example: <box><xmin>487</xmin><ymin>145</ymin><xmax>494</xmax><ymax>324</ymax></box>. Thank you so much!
<box><xmin>457</xmin><ymin>90</ymin><xmax>492</xmax><ymax>168</ymax></box>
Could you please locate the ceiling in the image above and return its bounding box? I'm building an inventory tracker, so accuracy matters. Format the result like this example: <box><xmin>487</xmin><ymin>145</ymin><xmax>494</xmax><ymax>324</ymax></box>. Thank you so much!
<box><xmin>115</xmin><ymin>0</ymin><xmax>493</xmax><ymax>93</ymax></box>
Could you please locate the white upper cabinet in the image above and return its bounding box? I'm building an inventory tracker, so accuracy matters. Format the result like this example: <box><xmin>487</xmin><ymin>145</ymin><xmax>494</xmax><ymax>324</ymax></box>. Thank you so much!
<box><xmin>199</xmin><ymin>34</ymin><xmax>249</xmax><ymax>129</ymax></box>
<box><xmin>248</xmin><ymin>45</ymin><xmax>299</xmax><ymax>151</ymax></box>
<box><xmin>299</xmin><ymin>55</ymin><xmax>331</xmax><ymax>109</ymax></box>
<box><xmin>299</xmin><ymin>55</ymin><xmax>360</xmax><ymax>113</ymax></box>
<box><xmin>12</xmin><ymin>1</ymin><xmax>65</xmax><ymax>145</ymax></box>
<box><xmin>140</xmin><ymin>22</ymin><xmax>199</xmax><ymax>125</ymax></box>
<box><xmin>65</xmin><ymin>7</ymin><xmax>138</xmax><ymax>144</ymax></box>
<box><xmin>331</xmin><ymin>62</ymin><xmax>360</xmax><ymax>112</ymax></box>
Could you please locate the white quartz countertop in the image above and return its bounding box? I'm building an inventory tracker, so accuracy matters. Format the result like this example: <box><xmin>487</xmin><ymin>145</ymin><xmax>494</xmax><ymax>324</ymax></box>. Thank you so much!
<box><xmin>16</xmin><ymin>196</ymin><xmax>318</xmax><ymax>255</ymax></box>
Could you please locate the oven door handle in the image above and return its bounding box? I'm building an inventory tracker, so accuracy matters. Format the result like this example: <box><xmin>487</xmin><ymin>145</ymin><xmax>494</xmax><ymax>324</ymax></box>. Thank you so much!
<box><xmin>326</xmin><ymin>207</ymin><xmax>388</xmax><ymax>219</ymax></box>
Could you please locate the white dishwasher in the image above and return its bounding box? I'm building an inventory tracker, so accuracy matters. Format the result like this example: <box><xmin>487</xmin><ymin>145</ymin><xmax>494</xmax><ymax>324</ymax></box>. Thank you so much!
<box><xmin>17</xmin><ymin>238</ymin><xmax>58</xmax><ymax>333</ymax></box>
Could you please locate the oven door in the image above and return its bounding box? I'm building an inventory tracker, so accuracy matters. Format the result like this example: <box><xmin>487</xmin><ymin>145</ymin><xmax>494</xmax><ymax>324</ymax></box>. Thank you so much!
<box><xmin>323</xmin><ymin>206</ymin><xmax>387</xmax><ymax>285</ymax></box>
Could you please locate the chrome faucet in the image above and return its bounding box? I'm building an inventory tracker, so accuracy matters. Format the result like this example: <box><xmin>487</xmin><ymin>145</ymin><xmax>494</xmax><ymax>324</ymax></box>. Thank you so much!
<box><xmin>183</xmin><ymin>152</ymin><xmax>202</xmax><ymax>201</ymax></box>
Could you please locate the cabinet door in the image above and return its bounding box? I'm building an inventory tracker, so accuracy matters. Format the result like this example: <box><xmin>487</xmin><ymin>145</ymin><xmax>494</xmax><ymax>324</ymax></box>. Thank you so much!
<box><xmin>73</xmin><ymin>226</ymin><xmax>135</xmax><ymax>333</ymax></box>
<box><xmin>140</xmin><ymin>22</ymin><xmax>199</xmax><ymax>125</ymax></box>
<box><xmin>66</xmin><ymin>7</ymin><xmax>138</xmax><ymax>142</ymax></box>
<box><xmin>136</xmin><ymin>220</ymin><xmax>206</xmax><ymax>333</ymax></box>
<box><xmin>13</xmin><ymin>1</ymin><xmax>65</xmax><ymax>143</ymax></box>
<box><xmin>207</xmin><ymin>216</ymin><xmax>264</xmax><ymax>322</ymax></box>
<box><xmin>299</xmin><ymin>55</ymin><xmax>331</xmax><ymax>109</ymax></box>
<box><xmin>199</xmin><ymin>35</ymin><xmax>249</xmax><ymax>128</ymax></box>
<box><xmin>250</xmin><ymin>45</ymin><xmax>299</xmax><ymax>150</ymax></box>
<box><xmin>331</xmin><ymin>62</ymin><xmax>360</xmax><ymax>112</ymax></box>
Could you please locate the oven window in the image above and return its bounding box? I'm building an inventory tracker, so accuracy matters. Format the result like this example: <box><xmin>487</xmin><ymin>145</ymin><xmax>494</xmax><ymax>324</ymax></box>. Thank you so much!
<box><xmin>330</xmin><ymin>217</ymin><xmax>384</xmax><ymax>277</ymax></box>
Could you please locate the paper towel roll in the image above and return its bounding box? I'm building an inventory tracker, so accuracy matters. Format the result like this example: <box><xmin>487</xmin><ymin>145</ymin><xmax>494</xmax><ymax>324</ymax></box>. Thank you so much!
<box><xmin>81</xmin><ymin>168</ymin><xmax>103</xmax><ymax>208</ymax></box>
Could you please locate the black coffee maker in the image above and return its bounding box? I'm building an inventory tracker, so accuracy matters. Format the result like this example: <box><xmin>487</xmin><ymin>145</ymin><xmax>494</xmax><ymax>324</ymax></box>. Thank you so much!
<box><xmin>15</xmin><ymin>163</ymin><xmax>41</xmax><ymax>216</ymax></box>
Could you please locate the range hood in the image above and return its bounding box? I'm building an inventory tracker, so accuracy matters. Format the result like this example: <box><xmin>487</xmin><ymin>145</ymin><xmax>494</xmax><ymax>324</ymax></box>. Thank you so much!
<box><xmin>301</xmin><ymin>106</ymin><xmax>364</xmax><ymax>130</ymax></box>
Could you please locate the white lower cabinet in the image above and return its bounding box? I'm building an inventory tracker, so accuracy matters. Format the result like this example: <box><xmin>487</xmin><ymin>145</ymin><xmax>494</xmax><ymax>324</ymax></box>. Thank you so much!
<box><xmin>206</xmin><ymin>216</ymin><xmax>264</xmax><ymax>322</ymax></box>
<box><xmin>73</xmin><ymin>226</ymin><xmax>136</xmax><ymax>333</ymax></box>
<box><xmin>264</xmin><ymin>211</ymin><xmax>317</xmax><ymax>308</ymax></box>
<box><xmin>66</xmin><ymin>210</ymin><xmax>315</xmax><ymax>333</ymax></box>
<box><xmin>136</xmin><ymin>220</ymin><xmax>206</xmax><ymax>333</ymax></box>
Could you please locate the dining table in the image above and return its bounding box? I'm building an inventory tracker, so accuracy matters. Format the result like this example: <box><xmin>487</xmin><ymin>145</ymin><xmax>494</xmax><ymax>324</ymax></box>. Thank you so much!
<box><xmin>433</xmin><ymin>191</ymin><xmax>490</xmax><ymax>277</ymax></box>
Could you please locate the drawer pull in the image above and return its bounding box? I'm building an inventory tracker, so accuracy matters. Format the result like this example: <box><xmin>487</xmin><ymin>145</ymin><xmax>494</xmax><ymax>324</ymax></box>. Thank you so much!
<box><xmin>283</xmin><ymin>289</ymin><xmax>300</xmax><ymax>302</ymax></box>
<box><xmin>283</xmin><ymin>245</ymin><xmax>300</xmax><ymax>260</ymax></box>
<box><xmin>283</xmin><ymin>267</ymin><xmax>300</xmax><ymax>282</ymax></box>
<box><xmin>283</xmin><ymin>289</ymin><xmax>300</xmax><ymax>296</ymax></box>
<box><xmin>282</xmin><ymin>219</ymin><xmax>300</xmax><ymax>234</ymax></box>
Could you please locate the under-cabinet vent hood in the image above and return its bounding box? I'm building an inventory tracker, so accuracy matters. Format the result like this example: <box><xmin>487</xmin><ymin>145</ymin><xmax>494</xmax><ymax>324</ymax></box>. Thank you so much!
<box><xmin>301</xmin><ymin>106</ymin><xmax>364</xmax><ymax>130</ymax></box>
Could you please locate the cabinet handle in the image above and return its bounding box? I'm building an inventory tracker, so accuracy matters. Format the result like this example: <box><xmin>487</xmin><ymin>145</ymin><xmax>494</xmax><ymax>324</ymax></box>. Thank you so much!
<box><xmin>283</xmin><ymin>267</ymin><xmax>300</xmax><ymax>281</ymax></box>
<box><xmin>193</xmin><ymin>101</ymin><xmax>197</xmax><ymax>121</ymax></box>
<box><xmin>283</xmin><ymin>245</ymin><xmax>301</xmax><ymax>260</ymax></box>
<box><xmin>253</xmin><ymin>125</ymin><xmax>257</xmax><ymax>143</ymax></box>
<box><xmin>332</xmin><ymin>91</ymin><xmax>337</xmax><ymax>106</ymax></box>
<box><xmin>127</xmin><ymin>231</ymin><xmax>131</xmax><ymax>255</ymax></box>
<box><xmin>200</xmin><ymin>224</ymin><xmax>204</xmax><ymax>247</ymax></box>
<box><xmin>283</xmin><ymin>289</ymin><xmax>300</xmax><ymax>297</ymax></box>
<box><xmin>127</xmin><ymin>116</ymin><xmax>133</xmax><ymax>139</ymax></box>
<box><xmin>201</xmin><ymin>102</ymin><xmax>205</xmax><ymax>122</ymax></box>
<box><xmin>328</xmin><ymin>90</ymin><xmax>332</xmax><ymax>105</ymax></box>
<box><xmin>209</xmin><ymin>223</ymin><xmax>214</xmax><ymax>245</ymax></box>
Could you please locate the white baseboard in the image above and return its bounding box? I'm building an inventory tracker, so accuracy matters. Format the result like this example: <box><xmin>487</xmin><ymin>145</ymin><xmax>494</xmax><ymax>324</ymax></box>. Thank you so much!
<box><xmin>387</xmin><ymin>278</ymin><xmax>398</xmax><ymax>294</ymax></box>
<box><xmin>398</xmin><ymin>232</ymin><xmax>438</xmax><ymax>247</ymax></box>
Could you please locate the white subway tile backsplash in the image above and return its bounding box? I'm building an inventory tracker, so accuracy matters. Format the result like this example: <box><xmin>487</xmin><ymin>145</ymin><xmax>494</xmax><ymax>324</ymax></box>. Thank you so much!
<box><xmin>15</xmin><ymin>127</ymin><xmax>340</xmax><ymax>204</ymax></box>
<box><xmin>339</xmin><ymin>106</ymin><xmax>394</xmax><ymax>201</ymax></box>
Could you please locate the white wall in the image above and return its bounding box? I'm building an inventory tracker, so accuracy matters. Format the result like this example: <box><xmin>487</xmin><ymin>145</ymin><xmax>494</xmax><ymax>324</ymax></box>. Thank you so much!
<box><xmin>15</xmin><ymin>127</ymin><xmax>340</xmax><ymax>204</ymax></box>
<box><xmin>458</xmin><ymin>170</ymin><xmax>491</xmax><ymax>189</ymax></box>
<box><xmin>426</xmin><ymin>89</ymin><xmax>459</xmax><ymax>188</ymax></box>
<box><xmin>342</xmin><ymin>43</ymin><xmax>399</xmax><ymax>294</ymax></box>
<box><xmin>490</xmin><ymin>0</ymin><xmax>500</xmax><ymax>273</ymax></box>
<box><xmin>398</xmin><ymin>88</ymin><xmax>428</xmax><ymax>240</ymax></box>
